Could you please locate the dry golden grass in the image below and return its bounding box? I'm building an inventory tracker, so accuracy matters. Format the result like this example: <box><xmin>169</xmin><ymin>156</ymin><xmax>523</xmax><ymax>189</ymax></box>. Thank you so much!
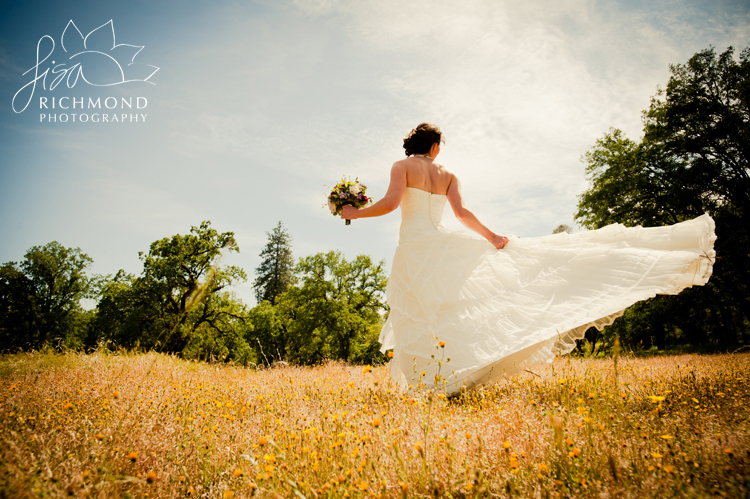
<box><xmin>1</xmin><ymin>350</ymin><xmax>748</xmax><ymax>498</ymax></box>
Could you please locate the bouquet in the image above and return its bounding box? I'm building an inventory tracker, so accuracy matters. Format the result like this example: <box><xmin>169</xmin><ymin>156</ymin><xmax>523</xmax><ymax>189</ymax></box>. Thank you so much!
<box><xmin>327</xmin><ymin>177</ymin><xmax>372</xmax><ymax>225</ymax></box>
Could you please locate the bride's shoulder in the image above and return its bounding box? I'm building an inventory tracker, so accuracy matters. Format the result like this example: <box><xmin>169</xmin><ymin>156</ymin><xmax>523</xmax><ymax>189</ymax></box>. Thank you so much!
<box><xmin>434</xmin><ymin>162</ymin><xmax>455</xmax><ymax>179</ymax></box>
<box><xmin>434</xmin><ymin>161</ymin><xmax>452</xmax><ymax>173</ymax></box>
<box><xmin>393</xmin><ymin>156</ymin><xmax>416</xmax><ymax>167</ymax></box>
<box><xmin>391</xmin><ymin>158</ymin><xmax>411</xmax><ymax>173</ymax></box>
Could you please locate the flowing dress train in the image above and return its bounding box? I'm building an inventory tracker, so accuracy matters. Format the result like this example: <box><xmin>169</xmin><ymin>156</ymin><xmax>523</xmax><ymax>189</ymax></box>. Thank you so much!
<box><xmin>378</xmin><ymin>187</ymin><xmax>716</xmax><ymax>394</ymax></box>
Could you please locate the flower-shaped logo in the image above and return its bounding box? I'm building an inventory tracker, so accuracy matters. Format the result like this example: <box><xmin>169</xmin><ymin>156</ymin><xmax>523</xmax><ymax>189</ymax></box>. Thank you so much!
<box><xmin>12</xmin><ymin>20</ymin><xmax>159</xmax><ymax>113</ymax></box>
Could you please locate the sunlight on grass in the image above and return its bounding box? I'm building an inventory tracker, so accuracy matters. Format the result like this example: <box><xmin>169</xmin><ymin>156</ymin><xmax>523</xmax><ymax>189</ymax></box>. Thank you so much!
<box><xmin>1</xmin><ymin>351</ymin><xmax>748</xmax><ymax>497</ymax></box>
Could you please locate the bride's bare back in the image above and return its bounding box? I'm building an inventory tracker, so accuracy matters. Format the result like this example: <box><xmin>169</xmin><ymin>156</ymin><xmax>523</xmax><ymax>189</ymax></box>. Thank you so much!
<box><xmin>399</xmin><ymin>155</ymin><xmax>454</xmax><ymax>195</ymax></box>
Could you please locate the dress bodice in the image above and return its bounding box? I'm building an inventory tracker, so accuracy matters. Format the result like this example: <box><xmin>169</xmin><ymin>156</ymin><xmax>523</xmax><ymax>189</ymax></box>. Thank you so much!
<box><xmin>398</xmin><ymin>187</ymin><xmax>447</xmax><ymax>243</ymax></box>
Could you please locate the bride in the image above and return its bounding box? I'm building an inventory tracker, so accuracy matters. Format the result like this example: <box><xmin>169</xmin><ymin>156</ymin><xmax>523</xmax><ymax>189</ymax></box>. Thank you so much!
<box><xmin>341</xmin><ymin>123</ymin><xmax>715</xmax><ymax>395</ymax></box>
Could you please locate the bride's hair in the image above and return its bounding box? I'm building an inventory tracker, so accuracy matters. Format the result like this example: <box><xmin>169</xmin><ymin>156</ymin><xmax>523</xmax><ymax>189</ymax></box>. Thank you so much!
<box><xmin>403</xmin><ymin>123</ymin><xmax>444</xmax><ymax>156</ymax></box>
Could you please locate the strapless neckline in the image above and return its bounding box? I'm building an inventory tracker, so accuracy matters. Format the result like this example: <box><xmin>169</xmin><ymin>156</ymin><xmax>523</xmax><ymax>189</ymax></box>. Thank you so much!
<box><xmin>406</xmin><ymin>187</ymin><xmax>447</xmax><ymax>197</ymax></box>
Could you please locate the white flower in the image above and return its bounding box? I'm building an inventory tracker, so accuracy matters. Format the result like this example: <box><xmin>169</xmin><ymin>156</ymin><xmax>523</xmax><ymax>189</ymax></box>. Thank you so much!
<box><xmin>350</xmin><ymin>184</ymin><xmax>361</xmax><ymax>195</ymax></box>
<box><xmin>328</xmin><ymin>200</ymin><xmax>337</xmax><ymax>214</ymax></box>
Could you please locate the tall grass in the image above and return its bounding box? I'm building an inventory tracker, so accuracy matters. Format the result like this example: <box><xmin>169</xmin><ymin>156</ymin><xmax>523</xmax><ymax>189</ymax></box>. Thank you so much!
<box><xmin>1</xmin><ymin>350</ymin><xmax>748</xmax><ymax>498</ymax></box>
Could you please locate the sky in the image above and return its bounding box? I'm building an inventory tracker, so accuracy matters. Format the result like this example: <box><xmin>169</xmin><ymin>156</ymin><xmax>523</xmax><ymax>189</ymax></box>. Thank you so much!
<box><xmin>1</xmin><ymin>0</ymin><xmax>748</xmax><ymax>307</ymax></box>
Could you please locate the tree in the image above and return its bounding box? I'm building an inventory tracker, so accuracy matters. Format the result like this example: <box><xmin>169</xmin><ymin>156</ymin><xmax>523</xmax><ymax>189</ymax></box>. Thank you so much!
<box><xmin>0</xmin><ymin>242</ymin><xmax>94</xmax><ymax>350</ymax></box>
<box><xmin>89</xmin><ymin>269</ymin><xmax>139</xmax><ymax>348</ymax></box>
<box><xmin>92</xmin><ymin>221</ymin><xmax>251</xmax><ymax>359</ymax></box>
<box><xmin>576</xmin><ymin>46</ymin><xmax>750</xmax><ymax>349</ymax></box>
<box><xmin>552</xmin><ymin>224</ymin><xmax>573</xmax><ymax>234</ymax></box>
<box><xmin>253</xmin><ymin>222</ymin><xmax>294</xmax><ymax>305</ymax></box>
<box><xmin>180</xmin><ymin>292</ymin><xmax>255</xmax><ymax>364</ymax></box>
<box><xmin>275</xmin><ymin>251</ymin><xmax>388</xmax><ymax>365</ymax></box>
<box><xmin>246</xmin><ymin>300</ymin><xmax>285</xmax><ymax>365</ymax></box>
<box><xmin>644</xmin><ymin>46</ymin><xmax>750</xmax><ymax>213</ymax></box>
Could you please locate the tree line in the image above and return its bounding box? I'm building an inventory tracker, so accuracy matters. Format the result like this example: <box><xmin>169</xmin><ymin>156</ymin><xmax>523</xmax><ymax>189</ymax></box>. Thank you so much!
<box><xmin>0</xmin><ymin>222</ymin><xmax>388</xmax><ymax>366</ymax></box>
<box><xmin>1</xmin><ymin>46</ymin><xmax>747</xmax><ymax>359</ymax></box>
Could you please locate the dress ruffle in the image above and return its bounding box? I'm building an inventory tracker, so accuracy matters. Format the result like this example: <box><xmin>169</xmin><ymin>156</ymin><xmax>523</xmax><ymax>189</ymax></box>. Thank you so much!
<box><xmin>379</xmin><ymin>188</ymin><xmax>715</xmax><ymax>395</ymax></box>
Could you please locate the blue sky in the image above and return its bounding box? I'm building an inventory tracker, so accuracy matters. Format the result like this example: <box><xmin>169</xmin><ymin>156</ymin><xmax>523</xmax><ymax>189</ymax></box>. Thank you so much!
<box><xmin>1</xmin><ymin>0</ymin><xmax>748</xmax><ymax>306</ymax></box>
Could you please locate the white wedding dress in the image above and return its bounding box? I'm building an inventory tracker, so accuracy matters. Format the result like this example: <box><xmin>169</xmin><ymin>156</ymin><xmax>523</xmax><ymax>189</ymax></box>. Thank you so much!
<box><xmin>378</xmin><ymin>187</ymin><xmax>716</xmax><ymax>395</ymax></box>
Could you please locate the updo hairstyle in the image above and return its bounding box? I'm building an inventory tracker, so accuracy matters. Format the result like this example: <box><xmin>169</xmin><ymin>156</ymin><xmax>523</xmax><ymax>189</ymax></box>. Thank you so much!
<box><xmin>403</xmin><ymin>123</ymin><xmax>444</xmax><ymax>156</ymax></box>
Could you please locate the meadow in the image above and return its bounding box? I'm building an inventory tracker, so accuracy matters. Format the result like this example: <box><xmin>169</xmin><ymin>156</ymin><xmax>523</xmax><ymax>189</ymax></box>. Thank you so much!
<box><xmin>1</xmin><ymin>350</ymin><xmax>748</xmax><ymax>498</ymax></box>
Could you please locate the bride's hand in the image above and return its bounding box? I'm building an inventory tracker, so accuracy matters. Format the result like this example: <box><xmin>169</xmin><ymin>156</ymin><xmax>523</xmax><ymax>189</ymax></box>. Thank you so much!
<box><xmin>341</xmin><ymin>205</ymin><xmax>358</xmax><ymax>220</ymax></box>
<box><xmin>490</xmin><ymin>233</ymin><xmax>509</xmax><ymax>250</ymax></box>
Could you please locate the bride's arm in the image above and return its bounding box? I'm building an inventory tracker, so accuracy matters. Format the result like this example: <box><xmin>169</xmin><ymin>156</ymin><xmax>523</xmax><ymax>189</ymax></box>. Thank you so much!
<box><xmin>447</xmin><ymin>177</ymin><xmax>508</xmax><ymax>249</ymax></box>
<box><xmin>341</xmin><ymin>163</ymin><xmax>407</xmax><ymax>220</ymax></box>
